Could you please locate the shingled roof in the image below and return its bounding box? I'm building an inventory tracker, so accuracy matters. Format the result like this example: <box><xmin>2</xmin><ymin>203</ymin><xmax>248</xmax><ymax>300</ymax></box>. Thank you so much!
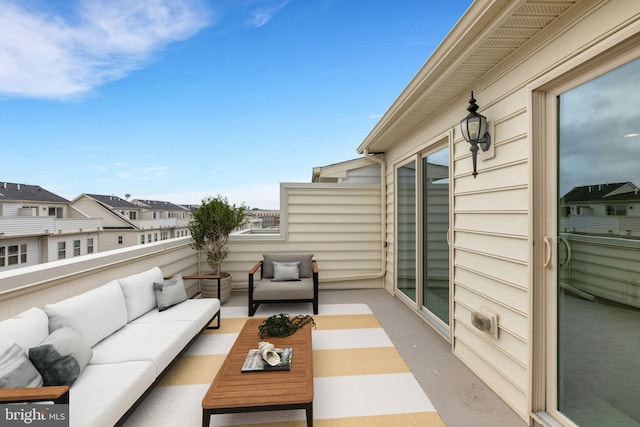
<box><xmin>133</xmin><ymin>199</ymin><xmax>190</xmax><ymax>211</ymax></box>
<box><xmin>85</xmin><ymin>194</ymin><xmax>140</xmax><ymax>209</ymax></box>
<box><xmin>0</xmin><ymin>182</ymin><xmax>69</xmax><ymax>203</ymax></box>
<box><xmin>562</xmin><ymin>182</ymin><xmax>640</xmax><ymax>203</ymax></box>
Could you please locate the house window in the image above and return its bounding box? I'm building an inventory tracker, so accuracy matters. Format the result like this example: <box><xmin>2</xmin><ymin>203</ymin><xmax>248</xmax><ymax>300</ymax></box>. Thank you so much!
<box><xmin>87</xmin><ymin>238</ymin><xmax>94</xmax><ymax>254</ymax></box>
<box><xmin>48</xmin><ymin>207</ymin><xmax>63</xmax><ymax>218</ymax></box>
<box><xmin>141</xmin><ymin>235</ymin><xmax>145</xmax><ymax>244</ymax></box>
<box><xmin>606</xmin><ymin>205</ymin><xmax>626</xmax><ymax>216</ymax></box>
<box><xmin>0</xmin><ymin>245</ymin><xmax>27</xmax><ymax>266</ymax></box>
<box><xmin>130</xmin><ymin>211</ymin><xmax>137</xmax><ymax>220</ymax></box>
<box><xmin>73</xmin><ymin>240</ymin><xmax>81</xmax><ymax>256</ymax></box>
<box><xmin>57</xmin><ymin>242</ymin><xmax>66</xmax><ymax>259</ymax></box>
<box><xmin>118</xmin><ymin>235</ymin><xmax>124</xmax><ymax>245</ymax></box>
<box><xmin>154</xmin><ymin>233</ymin><xmax>158</xmax><ymax>242</ymax></box>
<box><xmin>8</xmin><ymin>245</ymin><xmax>19</xmax><ymax>265</ymax></box>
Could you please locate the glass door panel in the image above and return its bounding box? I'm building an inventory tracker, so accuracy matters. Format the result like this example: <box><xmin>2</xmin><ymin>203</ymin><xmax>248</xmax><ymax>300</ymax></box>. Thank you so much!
<box><xmin>397</xmin><ymin>161</ymin><xmax>417</xmax><ymax>302</ymax></box>
<box><xmin>422</xmin><ymin>147</ymin><xmax>450</xmax><ymax>324</ymax></box>
<box><xmin>557</xmin><ymin>57</ymin><xmax>640</xmax><ymax>426</ymax></box>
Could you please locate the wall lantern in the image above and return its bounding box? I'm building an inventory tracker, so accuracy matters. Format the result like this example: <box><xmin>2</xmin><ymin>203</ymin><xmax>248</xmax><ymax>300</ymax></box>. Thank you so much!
<box><xmin>460</xmin><ymin>91</ymin><xmax>491</xmax><ymax>178</ymax></box>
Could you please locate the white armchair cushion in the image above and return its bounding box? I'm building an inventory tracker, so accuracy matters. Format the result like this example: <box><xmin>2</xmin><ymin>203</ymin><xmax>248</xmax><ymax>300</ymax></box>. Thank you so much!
<box><xmin>44</xmin><ymin>280</ymin><xmax>128</xmax><ymax>347</ymax></box>
<box><xmin>119</xmin><ymin>267</ymin><xmax>164</xmax><ymax>321</ymax></box>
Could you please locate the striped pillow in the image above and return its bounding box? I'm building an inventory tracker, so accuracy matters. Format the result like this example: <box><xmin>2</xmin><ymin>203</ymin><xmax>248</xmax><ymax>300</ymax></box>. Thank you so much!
<box><xmin>0</xmin><ymin>343</ymin><xmax>43</xmax><ymax>388</ymax></box>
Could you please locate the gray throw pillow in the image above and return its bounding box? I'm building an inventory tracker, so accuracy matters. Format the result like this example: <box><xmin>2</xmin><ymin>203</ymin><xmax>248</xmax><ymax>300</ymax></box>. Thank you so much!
<box><xmin>263</xmin><ymin>254</ymin><xmax>314</xmax><ymax>278</ymax></box>
<box><xmin>0</xmin><ymin>343</ymin><xmax>43</xmax><ymax>388</ymax></box>
<box><xmin>272</xmin><ymin>261</ymin><xmax>301</xmax><ymax>282</ymax></box>
<box><xmin>29</xmin><ymin>327</ymin><xmax>92</xmax><ymax>387</ymax></box>
<box><xmin>153</xmin><ymin>274</ymin><xmax>187</xmax><ymax>311</ymax></box>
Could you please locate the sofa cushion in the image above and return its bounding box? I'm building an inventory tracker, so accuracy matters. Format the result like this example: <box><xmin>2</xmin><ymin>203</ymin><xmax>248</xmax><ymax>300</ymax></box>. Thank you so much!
<box><xmin>133</xmin><ymin>299</ymin><xmax>220</xmax><ymax>333</ymax></box>
<box><xmin>0</xmin><ymin>307</ymin><xmax>49</xmax><ymax>354</ymax></box>
<box><xmin>119</xmin><ymin>267</ymin><xmax>164</xmax><ymax>321</ymax></box>
<box><xmin>89</xmin><ymin>321</ymin><xmax>194</xmax><ymax>375</ymax></box>
<box><xmin>0</xmin><ymin>343</ymin><xmax>43</xmax><ymax>388</ymax></box>
<box><xmin>29</xmin><ymin>327</ymin><xmax>93</xmax><ymax>387</ymax></box>
<box><xmin>252</xmin><ymin>277</ymin><xmax>315</xmax><ymax>300</ymax></box>
<box><xmin>69</xmin><ymin>361</ymin><xmax>155</xmax><ymax>427</ymax></box>
<box><xmin>272</xmin><ymin>261</ymin><xmax>301</xmax><ymax>281</ymax></box>
<box><xmin>153</xmin><ymin>274</ymin><xmax>187</xmax><ymax>312</ymax></box>
<box><xmin>44</xmin><ymin>280</ymin><xmax>128</xmax><ymax>348</ymax></box>
<box><xmin>263</xmin><ymin>253</ymin><xmax>314</xmax><ymax>278</ymax></box>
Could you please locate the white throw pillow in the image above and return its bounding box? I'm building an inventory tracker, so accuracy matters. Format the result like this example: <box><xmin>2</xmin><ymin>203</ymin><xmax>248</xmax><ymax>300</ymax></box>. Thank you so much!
<box><xmin>119</xmin><ymin>267</ymin><xmax>165</xmax><ymax>321</ymax></box>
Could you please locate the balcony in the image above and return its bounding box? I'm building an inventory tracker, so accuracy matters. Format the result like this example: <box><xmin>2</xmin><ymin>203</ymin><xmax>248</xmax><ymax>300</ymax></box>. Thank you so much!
<box><xmin>0</xmin><ymin>235</ymin><xmax>525</xmax><ymax>426</ymax></box>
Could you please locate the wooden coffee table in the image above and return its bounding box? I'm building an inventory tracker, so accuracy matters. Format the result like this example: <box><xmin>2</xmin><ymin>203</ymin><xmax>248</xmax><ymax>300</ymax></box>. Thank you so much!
<box><xmin>202</xmin><ymin>318</ymin><xmax>314</xmax><ymax>427</ymax></box>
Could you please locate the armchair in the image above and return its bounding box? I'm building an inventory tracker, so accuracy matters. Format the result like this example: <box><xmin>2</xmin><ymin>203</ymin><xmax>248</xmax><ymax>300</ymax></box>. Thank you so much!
<box><xmin>248</xmin><ymin>253</ymin><xmax>319</xmax><ymax>316</ymax></box>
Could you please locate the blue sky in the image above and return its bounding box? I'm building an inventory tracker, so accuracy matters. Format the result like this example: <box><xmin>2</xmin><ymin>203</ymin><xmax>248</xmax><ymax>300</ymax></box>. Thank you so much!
<box><xmin>1</xmin><ymin>0</ymin><xmax>472</xmax><ymax>209</ymax></box>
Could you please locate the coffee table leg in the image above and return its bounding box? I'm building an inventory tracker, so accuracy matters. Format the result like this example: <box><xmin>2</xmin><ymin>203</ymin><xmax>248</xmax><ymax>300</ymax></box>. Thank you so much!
<box><xmin>305</xmin><ymin>403</ymin><xmax>313</xmax><ymax>427</ymax></box>
<box><xmin>202</xmin><ymin>409</ymin><xmax>210</xmax><ymax>427</ymax></box>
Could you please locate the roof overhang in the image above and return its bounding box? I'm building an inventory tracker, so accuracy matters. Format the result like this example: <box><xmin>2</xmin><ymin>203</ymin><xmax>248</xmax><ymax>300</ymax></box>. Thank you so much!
<box><xmin>357</xmin><ymin>0</ymin><xmax>578</xmax><ymax>153</ymax></box>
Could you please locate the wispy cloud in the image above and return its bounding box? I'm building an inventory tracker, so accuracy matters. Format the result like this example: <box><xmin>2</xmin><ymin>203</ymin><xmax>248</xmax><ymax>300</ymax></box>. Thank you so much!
<box><xmin>368</xmin><ymin>113</ymin><xmax>383</xmax><ymax>120</ymax></box>
<box><xmin>247</xmin><ymin>0</ymin><xmax>290</xmax><ymax>28</ymax></box>
<box><xmin>0</xmin><ymin>0</ymin><xmax>212</xmax><ymax>99</ymax></box>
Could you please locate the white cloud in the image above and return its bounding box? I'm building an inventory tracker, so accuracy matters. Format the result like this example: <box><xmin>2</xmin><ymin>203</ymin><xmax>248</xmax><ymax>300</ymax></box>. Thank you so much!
<box><xmin>368</xmin><ymin>113</ymin><xmax>383</xmax><ymax>119</ymax></box>
<box><xmin>247</xmin><ymin>0</ymin><xmax>290</xmax><ymax>28</ymax></box>
<box><xmin>0</xmin><ymin>0</ymin><xmax>211</xmax><ymax>99</ymax></box>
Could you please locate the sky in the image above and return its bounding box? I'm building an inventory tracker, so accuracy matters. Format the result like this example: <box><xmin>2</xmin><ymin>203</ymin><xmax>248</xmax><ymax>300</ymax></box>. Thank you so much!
<box><xmin>559</xmin><ymin>56</ymin><xmax>640</xmax><ymax>196</ymax></box>
<box><xmin>0</xmin><ymin>0</ymin><xmax>473</xmax><ymax>209</ymax></box>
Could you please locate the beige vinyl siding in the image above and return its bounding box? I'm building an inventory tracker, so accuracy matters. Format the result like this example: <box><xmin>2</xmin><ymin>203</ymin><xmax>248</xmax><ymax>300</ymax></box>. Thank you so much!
<box><xmin>223</xmin><ymin>183</ymin><xmax>384</xmax><ymax>289</ymax></box>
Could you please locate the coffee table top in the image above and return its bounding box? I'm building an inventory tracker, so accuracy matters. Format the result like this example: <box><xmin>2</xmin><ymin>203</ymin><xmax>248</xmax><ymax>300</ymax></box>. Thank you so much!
<box><xmin>202</xmin><ymin>317</ymin><xmax>314</xmax><ymax>410</ymax></box>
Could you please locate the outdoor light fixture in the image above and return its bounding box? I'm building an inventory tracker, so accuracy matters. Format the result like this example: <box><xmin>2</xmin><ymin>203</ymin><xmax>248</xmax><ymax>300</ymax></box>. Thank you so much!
<box><xmin>460</xmin><ymin>91</ymin><xmax>491</xmax><ymax>178</ymax></box>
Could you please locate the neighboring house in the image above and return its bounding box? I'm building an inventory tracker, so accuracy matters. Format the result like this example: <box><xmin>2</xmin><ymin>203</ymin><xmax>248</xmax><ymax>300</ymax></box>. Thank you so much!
<box><xmin>560</xmin><ymin>182</ymin><xmax>640</xmax><ymax>237</ymax></box>
<box><xmin>349</xmin><ymin>1</ymin><xmax>640</xmax><ymax>426</ymax></box>
<box><xmin>131</xmin><ymin>199</ymin><xmax>192</xmax><ymax>238</ymax></box>
<box><xmin>71</xmin><ymin>194</ymin><xmax>191</xmax><ymax>251</ymax></box>
<box><xmin>0</xmin><ymin>182</ymin><xmax>101</xmax><ymax>270</ymax></box>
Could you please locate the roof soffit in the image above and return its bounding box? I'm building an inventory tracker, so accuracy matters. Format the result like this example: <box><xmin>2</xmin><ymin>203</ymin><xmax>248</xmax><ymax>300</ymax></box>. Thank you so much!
<box><xmin>358</xmin><ymin>0</ymin><xmax>578</xmax><ymax>153</ymax></box>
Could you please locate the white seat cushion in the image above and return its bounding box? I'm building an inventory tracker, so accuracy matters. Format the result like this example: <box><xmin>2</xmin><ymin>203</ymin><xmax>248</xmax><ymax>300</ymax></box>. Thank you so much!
<box><xmin>69</xmin><ymin>361</ymin><xmax>155</xmax><ymax>427</ymax></box>
<box><xmin>89</xmin><ymin>321</ymin><xmax>194</xmax><ymax>375</ymax></box>
<box><xmin>44</xmin><ymin>280</ymin><xmax>128</xmax><ymax>348</ymax></box>
<box><xmin>132</xmin><ymin>299</ymin><xmax>219</xmax><ymax>333</ymax></box>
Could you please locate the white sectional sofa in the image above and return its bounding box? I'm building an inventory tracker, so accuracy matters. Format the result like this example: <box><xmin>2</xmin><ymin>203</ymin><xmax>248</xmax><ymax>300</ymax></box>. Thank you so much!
<box><xmin>0</xmin><ymin>267</ymin><xmax>221</xmax><ymax>427</ymax></box>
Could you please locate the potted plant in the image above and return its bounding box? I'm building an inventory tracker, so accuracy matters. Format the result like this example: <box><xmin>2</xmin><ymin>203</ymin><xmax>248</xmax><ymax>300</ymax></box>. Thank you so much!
<box><xmin>189</xmin><ymin>195</ymin><xmax>247</xmax><ymax>303</ymax></box>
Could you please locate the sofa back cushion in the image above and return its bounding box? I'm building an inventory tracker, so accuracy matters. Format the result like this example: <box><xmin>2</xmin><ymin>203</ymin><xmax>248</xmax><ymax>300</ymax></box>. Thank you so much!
<box><xmin>118</xmin><ymin>267</ymin><xmax>164</xmax><ymax>321</ymax></box>
<box><xmin>44</xmin><ymin>280</ymin><xmax>128</xmax><ymax>347</ymax></box>
<box><xmin>263</xmin><ymin>253</ymin><xmax>314</xmax><ymax>279</ymax></box>
<box><xmin>0</xmin><ymin>308</ymin><xmax>50</xmax><ymax>355</ymax></box>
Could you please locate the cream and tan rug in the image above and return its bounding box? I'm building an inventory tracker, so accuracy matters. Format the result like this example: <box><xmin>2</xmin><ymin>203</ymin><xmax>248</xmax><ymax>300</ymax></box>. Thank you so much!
<box><xmin>123</xmin><ymin>303</ymin><xmax>445</xmax><ymax>426</ymax></box>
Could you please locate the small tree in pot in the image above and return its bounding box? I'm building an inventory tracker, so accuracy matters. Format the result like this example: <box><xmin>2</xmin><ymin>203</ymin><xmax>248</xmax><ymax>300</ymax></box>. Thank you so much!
<box><xmin>189</xmin><ymin>195</ymin><xmax>247</xmax><ymax>302</ymax></box>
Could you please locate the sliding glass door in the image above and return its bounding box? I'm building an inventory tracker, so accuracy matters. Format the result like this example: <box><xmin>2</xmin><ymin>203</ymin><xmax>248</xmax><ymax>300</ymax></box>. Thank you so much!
<box><xmin>553</xmin><ymin>57</ymin><xmax>640</xmax><ymax>427</ymax></box>
<box><xmin>422</xmin><ymin>147</ymin><xmax>450</xmax><ymax>325</ymax></box>
<box><xmin>397</xmin><ymin>160</ymin><xmax>417</xmax><ymax>302</ymax></box>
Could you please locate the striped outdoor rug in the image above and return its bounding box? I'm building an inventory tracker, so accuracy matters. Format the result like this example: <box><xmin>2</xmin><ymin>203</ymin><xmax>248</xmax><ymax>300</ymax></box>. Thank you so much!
<box><xmin>123</xmin><ymin>303</ymin><xmax>445</xmax><ymax>426</ymax></box>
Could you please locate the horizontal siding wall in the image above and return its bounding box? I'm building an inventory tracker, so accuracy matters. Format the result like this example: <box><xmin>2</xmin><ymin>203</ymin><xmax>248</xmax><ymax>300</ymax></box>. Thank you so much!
<box><xmin>220</xmin><ymin>183</ymin><xmax>385</xmax><ymax>290</ymax></box>
<box><xmin>452</xmin><ymin>92</ymin><xmax>530</xmax><ymax>419</ymax></box>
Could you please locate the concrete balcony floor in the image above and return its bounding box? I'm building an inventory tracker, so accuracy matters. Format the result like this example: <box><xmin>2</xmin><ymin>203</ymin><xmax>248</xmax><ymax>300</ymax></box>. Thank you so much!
<box><xmin>225</xmin><ymin>288</ymin><xmax>527</xmax><ymax>427</ymax></box>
